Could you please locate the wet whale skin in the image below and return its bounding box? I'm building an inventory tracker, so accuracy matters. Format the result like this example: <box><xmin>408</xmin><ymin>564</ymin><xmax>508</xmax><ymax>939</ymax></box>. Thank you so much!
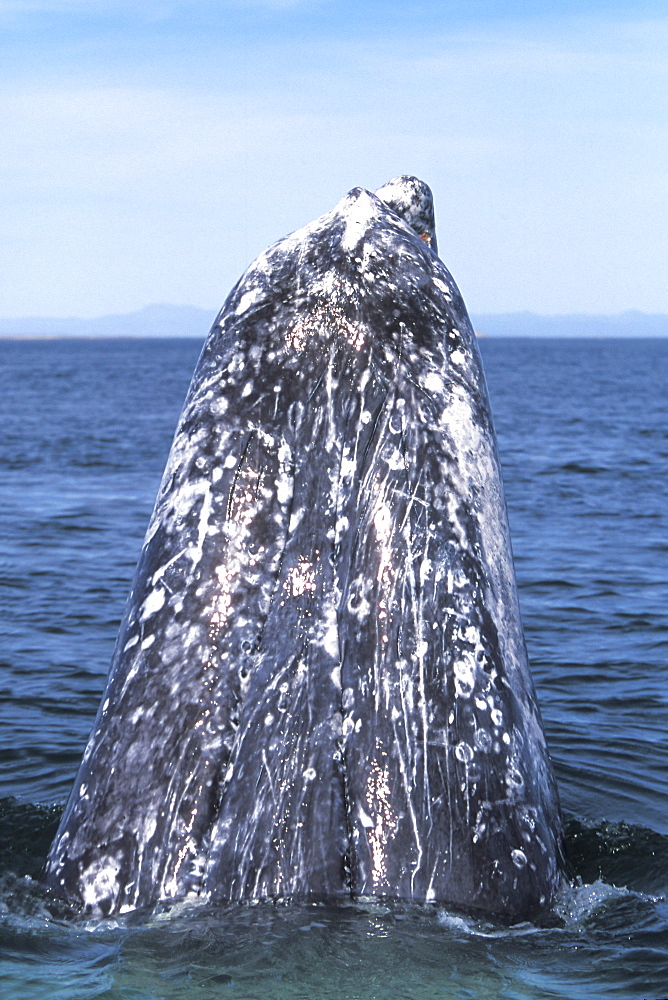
<box><xmin>45</xmin><ymin>178</ymin><xmax>565</xmax><ymax>922</ymax></box>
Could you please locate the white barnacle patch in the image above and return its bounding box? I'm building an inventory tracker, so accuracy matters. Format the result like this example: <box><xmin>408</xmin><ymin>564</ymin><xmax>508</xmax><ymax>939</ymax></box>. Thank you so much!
<box><xmin>339</xmin><ymin>195</ymin><xmax>377</xmax><ymax>252</ymax></box>
<box><xmin>236</xmin><ymin>288</ymin><xmax>263</xmax><ymax>315</ymax></box>
<box><xmin>130</xmin><ymin>705</ymin><xmax>147</xmax><ymax>725</ymax></box>
<box><xmin>143</xmin><ymin>817</ymin><xmax>157</xmax><ymax>843</ymax></box>
<box><xmin>474</xmin><ymin>729</ymin><xmax>492</xmax><ymax>752</ymax></box>
<box><xmin>303</xmin><ymin>767</ymin><xmax>317</xmax><ymax>782</ymax></box>
<box><xmin>318</xmin><ymin>597</ymin><xmax>339</xmax><ymax>659</ymax></box>
<box><xmin>373</xmin><ymin>503</ymin><xmax>392</xmax><ymax>542</ymax></box>
<box><xmin>444</xmin><ymin>492</ymin><xmax>468</xmax><ymax>551</ymax></box>
<box><xmin>472</xmin><ymin>810</ymin><xmax>488</xmax><ymax>844</ymax></box>
<box><xmin>358</xmin><ymin>805</ymin><xmax>374</xmax><ymax>829</ymax></box>
<box><xmin>276</xmin><ymin>445</ymin><xmax>293</xmax><ymax>506</ymax></box>
<box><xmin>335</xmin><ymin>515</ymin><xmax>349</xmax><ymax>535</ymax></box>
<box><xmin>453</xmin><ymin>649</ymin><xmax>476</xmax><ymax>698</ymax></box>
<box><xmin>433</xmin><ymin>277</ymin><xmax>452</xmax><ymax>300</ymax></box>
<box><xmin>386</xmin><ymin>448</ymin><xmax>404</xmax><ymax>472</ymax></box>
<box><xmin>211</xmin><ymin>396</ymin><xmax>229</xmax><ymax>418</ymax></box>
<box><xmin>289</xmin><ymin>507</ymin><xmax>304</xmax><ymax>534</ymax></box>
<box><xmin>141</xmin><ymin>587</ymin><xmax>165</xmax><ymax>621</ymax></box>
<box><xmin>388</xmin><ymin>411</ymin><xmax>403</xmax><ymax>434</ymax></box>
<box><xmin>141</xmin><ymin>634</ymin><xmax>155</xmax><ymax>650</ymax></box>
<box><xmin>420</xmin><ymin>556</ymin><xmax>432</xmax><ymax>584</ymax></box>
<box><xmin>227</xmin><ymin>351</ymin><xmax>245</xmax><ymax>374</ymax></box>
<box><xmin>339</xmin><ymin>455</ymin><xmax>357</xmax><ymax>482</ymax></box>
<box><xmin>423</xmin><ymin>371</ymin><xmax>445</xmax><ymax>395</ymax></box>
<box><xmin>168</xmin><ymin>476</ymin><xmax>211</xmax><ymax>533</ymax></box>
<box><xmin>506</xmin><ymin>768</ymin><xmax>524</xmax><ymax>791</ymax></box>
<box><xmin>450</xmin><ymin>349</ymin><xmax>465</xmax><ymax>365</ymax></box>
<box><xmin>440</xmin><ymin>393</ymin><xmax>480</xmax><ymax>457</ymax></box>
<box><xmin>460</xmin><ymin>624</ymin><xmax>479</xmax><ymax>645</ymax></box>
<box><xmin>347</xmin><ymin>590</ymin><xmax>370</xmax><ymax>621</ymax></box>
<box><xmin>455</xmin><ymin>742</ymin><xmax>474</xmax><ymax>764</ymax></box>
<box><xmin>277</xmin><ymin>680</ymin><xmax>291</xmax><ymax>712</ymax></box>
<box><xmin>311</xmin><ymin>269</ymin><xmax>338</xmax><ymax>298</ymax></box>
<box><xmin>511</xmin><ymin>848</ymin><xmax>528</xmax><ymax>869</ymax></box>
<box><xmin>342</xmin><ymin>715</ymin><xmax>356</xmax><ymax>737</ymax></box>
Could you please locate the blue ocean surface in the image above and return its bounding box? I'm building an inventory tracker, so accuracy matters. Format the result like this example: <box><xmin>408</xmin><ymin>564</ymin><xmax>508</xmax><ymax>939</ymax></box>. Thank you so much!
<box><xmin>0</xmin><ymin>336</ymin><xmax>666</xmax><ymax>999</ymax></box>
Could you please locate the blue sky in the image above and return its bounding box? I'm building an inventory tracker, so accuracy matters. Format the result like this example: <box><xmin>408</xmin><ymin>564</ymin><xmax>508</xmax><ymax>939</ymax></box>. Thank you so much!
<box><xmin>1</xmin><ymin>0</ymin><xmax>666</xmax><ymax>319</ymax></box>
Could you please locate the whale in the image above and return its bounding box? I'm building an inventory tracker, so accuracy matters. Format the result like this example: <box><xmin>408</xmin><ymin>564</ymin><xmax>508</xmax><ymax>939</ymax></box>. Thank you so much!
<box><xmin>44</xmin><ymin>176</ymin><xmax>565</xmax><ymax>922</ymax></box>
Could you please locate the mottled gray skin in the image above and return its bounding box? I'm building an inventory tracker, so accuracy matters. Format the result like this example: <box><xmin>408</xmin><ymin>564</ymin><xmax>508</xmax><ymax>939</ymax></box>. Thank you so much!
<box><xmin>375</xmin><ymin>175</ymin><xmax>438</xmax><ymax>254</ymax></box>
<box><xmin>44</xmin><ymin>178</ymin><xmax>565</xmax><ymax>921</ymax></box>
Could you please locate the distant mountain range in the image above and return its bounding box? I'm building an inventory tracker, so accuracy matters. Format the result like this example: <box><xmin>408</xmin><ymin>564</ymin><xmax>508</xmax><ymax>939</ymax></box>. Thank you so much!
<box><xmin>0</xmin><ymin>304</ymin><xmax>665</xmax><ymax>339</ymax></box>
<box><xmin>473</xmin><ymin>311</ymin><xmax>667</xmax><ymax>339</ymax></box>
<box><xmin>0</xmin><ymin>304</ymin><xmax>217</xmax><ymax>339</ymax></box>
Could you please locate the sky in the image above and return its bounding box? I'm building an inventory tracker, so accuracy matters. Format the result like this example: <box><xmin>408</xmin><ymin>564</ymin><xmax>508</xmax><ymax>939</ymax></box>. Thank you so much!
<box><xmin>1</xmin><ymin>0</ymin><xmax>666</xmax><ymax>319</ymax></box>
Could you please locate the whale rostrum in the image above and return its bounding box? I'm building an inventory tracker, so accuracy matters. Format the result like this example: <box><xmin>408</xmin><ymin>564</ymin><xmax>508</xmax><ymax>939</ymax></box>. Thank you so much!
<box><xmin>44</xmin><ymin>176</ymin><xmax>565</xmax><ymax>921</ymax></box>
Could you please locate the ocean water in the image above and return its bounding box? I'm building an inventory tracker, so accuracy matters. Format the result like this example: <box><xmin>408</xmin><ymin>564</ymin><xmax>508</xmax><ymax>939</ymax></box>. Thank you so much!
<box><xmin>0</xmin><ymin>336</ymin><xmax>666</xmax><ymax>1000</ymax></box>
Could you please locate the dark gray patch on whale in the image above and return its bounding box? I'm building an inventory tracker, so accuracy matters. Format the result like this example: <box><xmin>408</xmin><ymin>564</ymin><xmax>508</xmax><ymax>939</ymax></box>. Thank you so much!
<box><xmin>44</xmin><ymin>177</ymin><xmax>565</xmax><ymax>921</ymax></box>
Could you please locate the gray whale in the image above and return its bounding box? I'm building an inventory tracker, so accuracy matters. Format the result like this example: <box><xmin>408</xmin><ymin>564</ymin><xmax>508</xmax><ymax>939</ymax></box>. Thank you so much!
<box><xmin>45</xmin><ymin>176</ymin><xmax>565</xmax><ymax>921</ymax></box>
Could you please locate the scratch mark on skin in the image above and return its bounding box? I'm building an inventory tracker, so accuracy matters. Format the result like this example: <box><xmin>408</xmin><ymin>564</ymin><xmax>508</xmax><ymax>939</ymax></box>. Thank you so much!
<box><xmin>226</xmin><ymin>433</ymin><xmax>256</xmax><ymax>523</ymax></box>
<box><xmin>262</xmin><ymin>749</ymin><xmax>279</xmax><ymax>809</ymax></box>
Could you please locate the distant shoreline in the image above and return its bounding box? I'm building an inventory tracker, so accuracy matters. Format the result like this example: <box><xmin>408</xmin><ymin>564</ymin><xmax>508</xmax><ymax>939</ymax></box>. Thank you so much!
<box><xmin>0</xmin><ymin>306</ymin><xmax>666</xmax><ymax>340</ymax></box>
<box><xmin>2</xmin><ymin>333</ymin><xmax>668</xmax><ymax>342</ymax></box>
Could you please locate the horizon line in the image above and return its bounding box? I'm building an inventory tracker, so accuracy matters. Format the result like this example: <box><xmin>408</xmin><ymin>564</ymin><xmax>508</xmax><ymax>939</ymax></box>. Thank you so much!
<box><xmin>0</xmin><ymin>304</ymin><xmax>667</xmax><ymax>324</ymax></box>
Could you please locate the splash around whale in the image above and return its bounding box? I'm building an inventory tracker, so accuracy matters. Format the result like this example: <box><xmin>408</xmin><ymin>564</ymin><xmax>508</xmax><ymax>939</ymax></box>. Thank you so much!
<box><xmin>44</xmin><ymin>176</ymin><xmax>565</xmax><ymax>922</ymax></box>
